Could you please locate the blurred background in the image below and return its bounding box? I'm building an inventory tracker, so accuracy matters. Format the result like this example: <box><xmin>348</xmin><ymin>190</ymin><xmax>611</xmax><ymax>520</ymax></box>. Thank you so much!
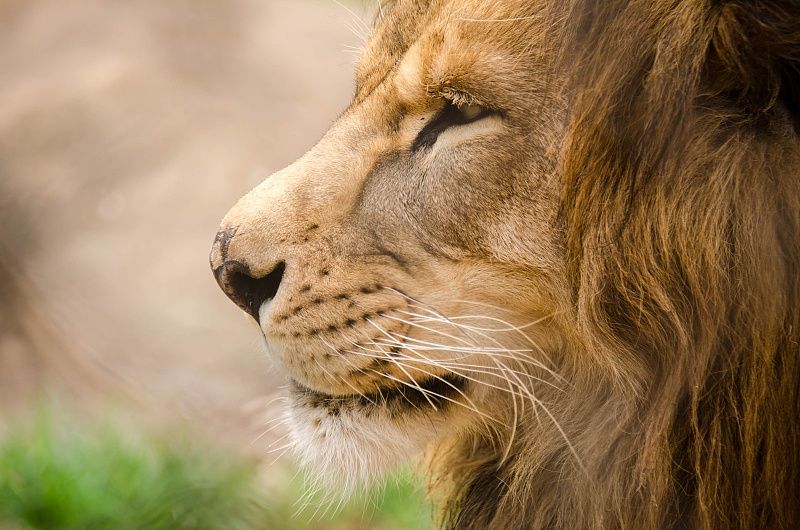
<box><xmin>0</xmin><ymin>0</ymin><xmax>432</xmax><ymax>528</ymax></box>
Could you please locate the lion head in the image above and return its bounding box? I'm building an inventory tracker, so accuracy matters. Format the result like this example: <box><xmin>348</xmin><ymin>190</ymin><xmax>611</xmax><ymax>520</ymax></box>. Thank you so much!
<box><xmin>211</xmin><ymin>0</ymin><xmax>800</xmax><ymax>527</ymax></box>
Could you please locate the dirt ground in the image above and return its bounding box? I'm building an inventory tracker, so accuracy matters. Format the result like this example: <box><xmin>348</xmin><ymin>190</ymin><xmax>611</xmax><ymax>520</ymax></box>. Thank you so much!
<box><xmin>0</xmin><ymin>0</ymin><xmax>370</xmax><ymax>452</ymax></box>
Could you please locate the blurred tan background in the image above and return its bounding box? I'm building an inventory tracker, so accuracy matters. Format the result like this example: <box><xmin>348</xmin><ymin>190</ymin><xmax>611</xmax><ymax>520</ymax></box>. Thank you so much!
<box><xmin>0</xmin><ymin>0</ymin><xmax>369</xmax><ymax>452</ymax></box>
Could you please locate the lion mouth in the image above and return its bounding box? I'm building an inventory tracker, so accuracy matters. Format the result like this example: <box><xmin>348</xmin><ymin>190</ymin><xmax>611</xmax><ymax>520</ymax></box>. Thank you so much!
<box><xmin>290</xmin><ymin>373</ymin><xmax>467</xmax><ymax>414</ymax></box>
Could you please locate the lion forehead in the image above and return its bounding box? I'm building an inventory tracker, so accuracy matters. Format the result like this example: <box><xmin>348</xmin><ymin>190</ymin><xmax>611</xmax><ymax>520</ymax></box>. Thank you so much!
<box><xmin>359</xmin><ymin>0</ymin><xmax>549</xmax><ymax>104</ymax></box>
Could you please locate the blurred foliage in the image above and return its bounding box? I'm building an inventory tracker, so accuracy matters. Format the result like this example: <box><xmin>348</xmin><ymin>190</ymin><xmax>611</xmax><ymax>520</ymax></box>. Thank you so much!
<box><xmin>0</xmin><ymin>407</ymin><xmax>434</xmax><ymax>530</ymax></box>
<box><xmin>0</xmin><ymin>409</ymin><xmax>268</xmax><ymax>530</ymax></box>
<box><xmin>272</xmin><ymin>467</ymin><xmax>435</xmax><ymax>530</ymax></box>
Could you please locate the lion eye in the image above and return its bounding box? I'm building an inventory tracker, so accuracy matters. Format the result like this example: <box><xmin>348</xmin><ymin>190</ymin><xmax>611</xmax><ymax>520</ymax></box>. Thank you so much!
<box><xmin>411</xmin><ymin>100</ymin><xmax>493</xmax><ymax>151</ymax></box>
<box><xmin>458</xmin><ymin>103</ymin><xmax>485</xmax><ymax>121</ymax></box>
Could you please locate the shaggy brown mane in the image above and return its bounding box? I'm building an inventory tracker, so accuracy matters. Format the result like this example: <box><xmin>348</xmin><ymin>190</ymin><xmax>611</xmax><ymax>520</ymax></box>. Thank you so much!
<box><xmin>560</xmin><ymin>1</ymin><xmax>800</xmax><ymax>528</ymax></box>
<box><xmin>432</xmin><ymin>1</ymin><xmax>800</xmax><ymax>529</ymax></box>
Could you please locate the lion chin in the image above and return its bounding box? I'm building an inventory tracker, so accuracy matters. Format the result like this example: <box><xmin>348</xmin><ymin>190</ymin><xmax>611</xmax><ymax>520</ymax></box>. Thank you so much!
<box><xmin>286</xmin><ymin>376</ymin><xmax>470</xmax><ymax>489</ymax></box>
<box><xmin>212</xmin><ymin>0</ymin><xmax>800</xmax><ymax>528</ymax></box>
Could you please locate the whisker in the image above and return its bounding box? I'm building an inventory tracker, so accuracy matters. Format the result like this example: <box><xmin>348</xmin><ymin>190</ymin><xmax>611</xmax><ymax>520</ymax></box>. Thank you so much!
<box><xmin>361</xmin><ymin>318</ymin><xmax>483</xmax><ymax>411</ymax></box>
<box><xmin>251</xmin><ymin>418</ymin><xmax>289</xmax><ymax>445</ymax></box>
<box><xmin>426</xmin><ymin>312</ymin><xmax>552</xmax><ymax>332</ymax></box>
<box><xmin>448</xmin><ymin>300</ymin><xmax>561</xmax><ymax>364</ymax></box>
<box><xmin>325</xmin><ymin>286</ymin><xmax>582</xmax><ymax>469</ymax></box>
<box><xmin>331</xmin><ymin>0</ymin><xmax>371</xmax><ymax>34</ymax></box>
<box><xmin>267</xmin><ymin>445</ymin><xmax>294</xmax><ymax>471</ymax></box>
<box><xmin>345</xmin><ymin>344</ymin><xmax>519</xmax><ymax>419</ymax></box>
<box><xmin>351</xmin><ymin>337</ymin><xmax>572</xmax><ymax>463</ymax></box>
<box><xmin>365</xmin><ymin>366</ymin><xmax>500</xmax><ymax>426</ymax></box>
<box><xmin>355</xmin><ymin>339</ymin><xmax>564</xmax><ymax>392</ymax></box>
<box><xmin>346</xmin><ymin>321</ymin><xmax>501</xmax><ymax>430</ymax></box>
<box><xmin>394</xmin><ymin>301</ymin><xmax>544</xmax><ymax>362</ymax></box>
<box><xmin>330</xmin><ymin>12</ymin><xmax>368</xmax><ymax>43</ymax></box>
<box><xmin>381</xmin><ymin>312</ymin><xmax>492</xmax><ymax>348</ymax></box>
<box><xmin>369</xmin><ymin>325</ymin><xmax>564</xmax><ymax>383</ymax></box>
<box><xmin>346</xmin><ymin>341</ymin><xmax>534</xmax><ymax>401</ymax></box>
<box><xmin>372</xmin><ymin>341</ymin><xmax>441</xmax><ymax>410</ymax></box>
<box><xmin>317</xmin><ymin>334</ymin><xmax>380</xmax><ymax>407</ymax></box>
<box><xmin>390</xmin><ymin>307</ymin><xmax>566</xmax><ymax>382</ymax></box>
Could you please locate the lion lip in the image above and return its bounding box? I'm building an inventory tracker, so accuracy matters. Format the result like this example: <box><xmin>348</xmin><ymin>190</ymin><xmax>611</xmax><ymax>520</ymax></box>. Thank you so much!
<box><xmin>290</xmin><ymin>373</ymin><xmax>467</xmax><ymax>412</ymax></box>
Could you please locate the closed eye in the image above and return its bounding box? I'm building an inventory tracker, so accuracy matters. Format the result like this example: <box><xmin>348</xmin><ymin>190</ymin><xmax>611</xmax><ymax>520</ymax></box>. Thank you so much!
<box><xmin>411</xmin><ymin>100</ymin><xmax>495</xmax><ymax>151</ymax></box>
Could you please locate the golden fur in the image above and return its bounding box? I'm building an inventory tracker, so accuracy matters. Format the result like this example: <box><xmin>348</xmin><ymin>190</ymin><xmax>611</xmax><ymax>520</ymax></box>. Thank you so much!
<box><xmin>211</xmin><ymin>0</ymin><xmax>800</xmax><ymax>528</ymax></box>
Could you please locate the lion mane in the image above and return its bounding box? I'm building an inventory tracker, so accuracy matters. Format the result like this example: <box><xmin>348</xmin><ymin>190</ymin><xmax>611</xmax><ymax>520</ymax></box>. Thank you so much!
<box><xmin>212</xmin><ymin>0</ymin><xmax>800</xmax><ymax>528</ymax></box>
<box><xmin>434</xmin><ymin>1</ymin><xmax>800</xmax><ymax>529</ymax></box>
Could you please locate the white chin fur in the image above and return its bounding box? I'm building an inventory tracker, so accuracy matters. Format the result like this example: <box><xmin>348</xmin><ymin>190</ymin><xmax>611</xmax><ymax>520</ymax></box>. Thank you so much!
<box><xmin>287</xmin><ymin>394</ymin><xmax>451</xmax><ymax>493</ymax></box>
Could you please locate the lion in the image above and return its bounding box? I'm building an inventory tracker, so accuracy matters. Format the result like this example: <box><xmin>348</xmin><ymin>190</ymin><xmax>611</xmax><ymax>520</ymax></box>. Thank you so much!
<box><xmin>210</xmin><ymin>0</ymin><xmax>800</xmax><ymax>528</ymax></box>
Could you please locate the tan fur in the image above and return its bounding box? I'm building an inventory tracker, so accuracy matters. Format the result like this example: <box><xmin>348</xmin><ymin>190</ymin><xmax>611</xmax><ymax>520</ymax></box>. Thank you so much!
<box><xmin>211</xmin><ymin>0</ymin><xmax>800</xmax><ymax>527</ymax></box>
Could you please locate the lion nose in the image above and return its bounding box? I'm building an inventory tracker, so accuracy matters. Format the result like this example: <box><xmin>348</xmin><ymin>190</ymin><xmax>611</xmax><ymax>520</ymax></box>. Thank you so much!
<box><xmin>211</xmin><ymin>227</ymin><xmax>285</xmax><ymax>323</ymax></box>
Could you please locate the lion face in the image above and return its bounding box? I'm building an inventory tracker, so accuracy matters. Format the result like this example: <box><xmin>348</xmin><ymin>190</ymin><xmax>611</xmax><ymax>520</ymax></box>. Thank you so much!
<box><xmin>213</xmin><ymin>0</ymin><xmax>800</xmax><ymax>526</ymax></box>
<box><xmin>211</xmin><ymin>0</ymin><xmax>568</xmax><ymax>482</ymax></box>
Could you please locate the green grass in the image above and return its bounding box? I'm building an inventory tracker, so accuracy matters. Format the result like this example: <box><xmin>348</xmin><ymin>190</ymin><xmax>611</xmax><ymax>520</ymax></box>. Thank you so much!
<box><xmin>271</xmin><ymin>467</ymin><xmax>434</xmax><ymax>530</ymax></box>
<box><xmin>0</xmin><ymin>409</ymin><xmax>433</xmax><ymax>530</ymax></box>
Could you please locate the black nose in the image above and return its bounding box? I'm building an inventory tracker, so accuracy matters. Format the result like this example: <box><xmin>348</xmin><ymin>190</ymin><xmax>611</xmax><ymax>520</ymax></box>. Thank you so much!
<box><xmin>210</xmin><ymin>227</ymin><xmax>285</xmax><ymax>323</ymax></box>
<box><xmin>213</xmin><ymin>260</ymin><xmax>286</xmax><ymax>323</ymax></box>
